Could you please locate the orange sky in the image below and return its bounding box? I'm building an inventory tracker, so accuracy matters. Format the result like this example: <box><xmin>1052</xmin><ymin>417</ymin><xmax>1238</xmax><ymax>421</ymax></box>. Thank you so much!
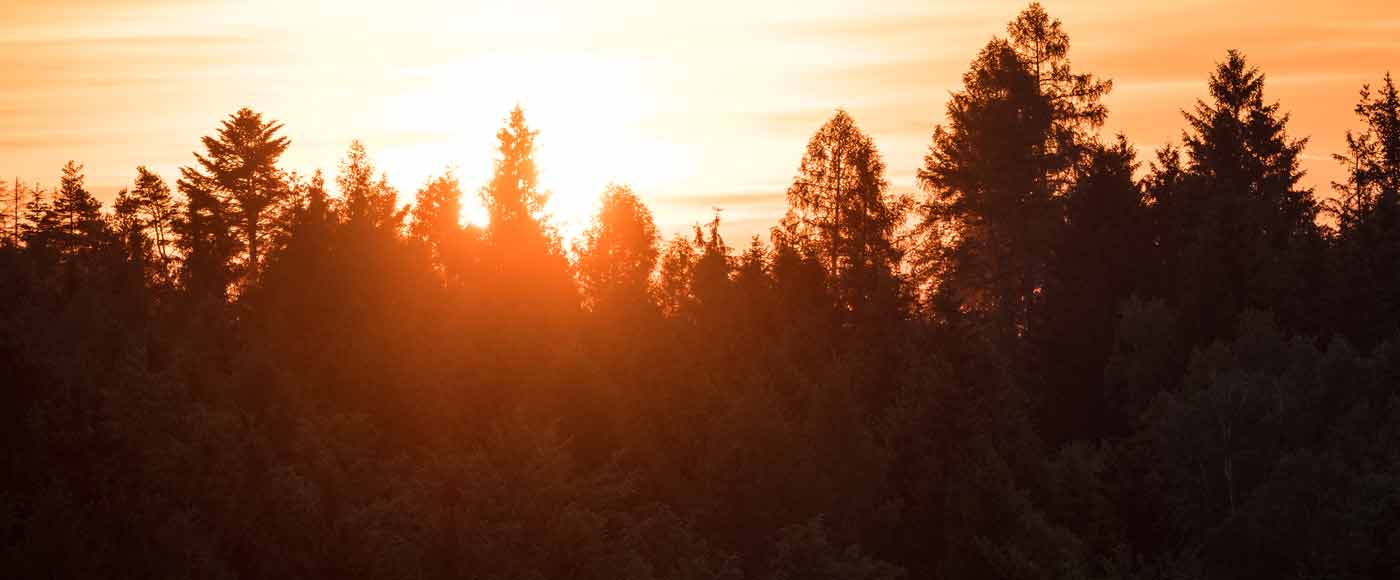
<box><xmin>4</xmin><ymin>0</ymin><xmax>1398</xmax><ymax>241</ymax></box>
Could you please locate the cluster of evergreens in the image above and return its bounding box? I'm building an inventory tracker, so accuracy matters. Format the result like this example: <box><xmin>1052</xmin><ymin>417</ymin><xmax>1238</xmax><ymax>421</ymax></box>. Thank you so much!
<box><xmin>3</xmin><ymin>4</ymin><xmax>1398</xmax><ymax>579</ymax></box>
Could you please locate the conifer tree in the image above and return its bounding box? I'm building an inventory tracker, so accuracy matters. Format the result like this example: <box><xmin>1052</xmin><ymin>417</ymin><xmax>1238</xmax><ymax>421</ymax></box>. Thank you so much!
<box><xmin>477</xmin><ymin>106</ymin><xmax>574</xmax><ymax>315</ymax></box>
<box><xmin>175</xmin><ymin>164</ymin><xmax>237</xmax><ymax>300</ymax></box>
<box><xmin>181</xmin><ymin>107</ymin><xmax>291</xmax><ymax>282</ymax></box>
<box><xmin>338</xmin><ymin>140</ymin><xmax>406</xmax><ymax>232</ymax></box>
<box><xmin>574</xmin><ymin>184</ymin><xmax>660</xmax><ymax>312</ymax></box>
<box><xmin>5</xmin><ymin>178</ymin><xmax>24</xmax><ymax>247</ymax></box>
<box><xmin>1328</xmin><ymin>73</ymin><xmax>1400</xmax><ymax>345</ymax></box>
<box><xmin>1149</xmin><ymin>50</ymin><xmax>1320</xmax><ymax>342</ymax></box>
<box><xmin>50</xmin><ymin>161</ymin><xmax>105</xmax><ymax>257</ymax></box>
<box><xmin>912</xmin><ymin>3</ymin><xmax>1109</xmax><ymax>341</ymax></box>
<box><xmin>481</xmin><ymin>106</ymin><xmax>551</xmax><ymax>249</ymax></box>
<box><xmin>411</xmin><ymin>170</ymin><xmax>482</xmax><ymax>283</ymax></box>
<box><xmin>785</xmin><ymin>110</ymin><xmax>907</xmax><ymax>319</ymax></box>
<box><xmin>128</xmin><ymin>167</ymin><xmax>178</xmax><ymax>282</ymax></box>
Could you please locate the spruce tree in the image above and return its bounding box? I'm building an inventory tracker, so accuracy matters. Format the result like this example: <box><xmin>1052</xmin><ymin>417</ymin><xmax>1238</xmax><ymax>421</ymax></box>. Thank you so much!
<box><xmin>912</xmin><ymin>3</ymin><xmax>1109</xmax><ymax>342</ymax></box>
<box><xmin>181</xmin><ymin>107</ymin><xmax>290</xmax><ymax>282</ymax></box>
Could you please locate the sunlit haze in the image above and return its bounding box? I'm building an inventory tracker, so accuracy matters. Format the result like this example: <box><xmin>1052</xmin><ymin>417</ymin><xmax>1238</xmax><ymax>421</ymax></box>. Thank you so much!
<box><xmin>8</xmin><ymin>3</ymin><xmax>1400</xmax><ymax>576</ymax></box>
<box><xmin>5</xmin><ymin>0</ymin><xmax>1399</xmax><ymax>240</ymax></box>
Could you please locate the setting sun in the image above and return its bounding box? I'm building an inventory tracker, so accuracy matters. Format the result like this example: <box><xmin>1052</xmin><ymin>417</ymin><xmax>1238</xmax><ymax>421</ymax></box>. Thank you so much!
<box><xmin>379</xmin><ymin>52</ymin><xmax>695</xmax><ymax>239</ymax></box>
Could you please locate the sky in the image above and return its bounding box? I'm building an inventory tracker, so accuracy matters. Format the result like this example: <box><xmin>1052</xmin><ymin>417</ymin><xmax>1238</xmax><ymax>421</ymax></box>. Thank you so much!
<box><xmin>4</xmin><ymin>0</ymin><xmax>1399</xmax><ymax>242</ymax></box>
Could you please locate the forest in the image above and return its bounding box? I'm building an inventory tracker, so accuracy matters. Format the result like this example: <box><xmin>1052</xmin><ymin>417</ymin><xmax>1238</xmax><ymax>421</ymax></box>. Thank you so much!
<box><xmin>2</xmin><ymin>4</ymin><xmax>1399</xmax><ymax>579</ymax></box>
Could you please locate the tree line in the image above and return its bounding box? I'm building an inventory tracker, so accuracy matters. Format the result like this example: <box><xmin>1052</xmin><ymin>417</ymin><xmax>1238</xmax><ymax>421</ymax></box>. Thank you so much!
<box><xmin>3</xmin><ymin>4</ymin><xmax>1398</xmax><ymax>579</ymax></box>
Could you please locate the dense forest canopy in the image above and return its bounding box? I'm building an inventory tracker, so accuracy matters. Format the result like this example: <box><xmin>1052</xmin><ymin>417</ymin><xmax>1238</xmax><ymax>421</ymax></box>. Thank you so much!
<box><xmin>3</xmin><ymin>4</ymin><xmax>1399</xmax><ymax>579</ymax></box>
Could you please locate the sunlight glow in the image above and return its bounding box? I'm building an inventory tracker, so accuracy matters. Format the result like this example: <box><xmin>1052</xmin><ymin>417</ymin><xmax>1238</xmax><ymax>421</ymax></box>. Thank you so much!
<box><xmin>6</xmin><ymin>0</ymin><xmax>1398</xmax><ymax>244</ymax></box>
<box><xmin>381</xmin><ymin>53</ymin><xmax>694</xmax><ymax>241</ymax></box>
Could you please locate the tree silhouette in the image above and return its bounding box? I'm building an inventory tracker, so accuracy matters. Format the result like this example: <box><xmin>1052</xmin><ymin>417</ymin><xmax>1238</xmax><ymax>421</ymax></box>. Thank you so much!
<box><xmin>785</xmin><ymin>110</ymin><xmax>907</xmax><ymax>320</ymax></box>
<box><xmin>482</xmin><ymin>106</ymin><xmax>552</xmax><ymax>252</ymax></box>
<box><xmin>175</xmin><ymin>159</ymin><xmax>238</xmax><ymax>301</ymax></box>
<box><xmin>656</xmin><ymin>233</ymin><xmax>697</xmax><ymax>317</ymax></box>
<box><xmin>574</xmin><ymin>184</ymin><xmax>660</xmax><ymax>313</ymax></box>
<box><xmin>912</xmin><ymin>3</ymin><xmax>1109</xmax><ymax>345</ymax></box>
<box><xmin>689</xmin><ymin>212</ymin><xmax>732</xmax><ymax>318</ymax></box>
<box><xmin>50</xmin><ymin>161</ymin><xmax>105</xmax><ymax>258</ymax></box>
<box><xmin>1329</xmin><ymin>73</ymin><xmax>1400</xmax><ymax>345</ymax></box>
<box><xmin>20</xmin><ymin>182</ymin><xmax>56</xmax><ymax>253</ymax></box>
<box><xmin>338</xmin><ymin>140</ymin><xmax>407</xmax><ymax>232</ymax></box>
<box><xmin>913</xmin><ymin>40</ymin><xmax>1049</xmax><ymax>338</ymax></box>
<box><xmin>112</xmin><ymin>186</ymin><xmax>149</xmax><ymax>272</ymax></box>
<box><xmin>181</xmin><ymin>107</ymin><xmax>290</xmax><ymax>283</ymax></box>
<box><xmin>411</xmin><ymin>169</ymin><xmax>481</xmax><ymax>282</ymax></box>
<box><xmin>410</xmin><ymin>170</ymin><xmax>464</xmax><ymax>249</ymax></box>
<box><xmin>478</xmin><ymin>106</ymin><xmax>574</xmax><ymax>314</ymax></box>
<box><xmin>1006</xmin><ymin>2</ymin><xmax>1111</xmax><ymax>189</ymax></box>
<box><xmin>124</xmin><ymin>167</ymin><xmax>179</xmax><ymax>283</ymax></box>
<box><xmin>4</xmin><ymin>178</ymin><xmax>24</xmax><ymax>247</ymax></box>
<box><xmin>1150</xmin><ymin>50</ymin><xmax>1320</xmax><ymax>343</ymax></box>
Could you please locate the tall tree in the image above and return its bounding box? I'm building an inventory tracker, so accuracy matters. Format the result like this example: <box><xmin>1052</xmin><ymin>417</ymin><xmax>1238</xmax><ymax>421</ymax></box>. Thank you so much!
<box><xmin>128</xmin><ymin>167</ymin><xmax>178</xmax><ymax>283</ymax></box>
<box><xmin>50</xmin><ymin>161</ymin><xmax>105</xmax><ymax>257</ymax></box>
<box><xmin>690</xmin><ymin>212</ymin><xmax>732</xmax><ymax>316</ymax></box>
<box><xmin>478</xmin><ymin>106</ymin><xmax>573</xmax><ymax>313</ymax></box>
<box><xmin>0</xmin><ymin>180</ymin><xmax>9</xmax><ymax>246</ymax></box>
<box><xmin>574</xmin><ymin>184</ymin><xmax>660</xmax><ymax>313</ymax></box>
<box><xmin>481</xmin><ymin>106</ymin><xmax>553</xmax><ymax>252</ymax></box>
<box><xmin>785</xmin><ymin>110</ymin><xmax>907</xmax><ymax>319</ymax></box>
<box><xmin>1332</xmin><ymin>73</ymin><xmax>1400</xmax><ymax>226</ymax></box>
<box><xmin>112</xmin><ymin>187</ymin><xmax>148</xmax><ymax>269</ymax></box>
<box><xmin>5</xmin><ymin>178</ymin><xmax>24</xmax><ymax>247</ymax></box>
<box><xmin>20</xmin><ymin>182</ymin><xmax>55</xmax><ymax>248</ymax></box>
<box><xmin>1328</xmin><ymin>73</ymin><xmax>1400</xmax><ymax>345</ymax></box>
<box><xmin>1148</xmin><ymin>50</ymin><xmax>1321</xmax><ymax>343</ymax></box>
<box><xmin>1006</xmin><ymin>2</ymin><xmax>1111</xmax><ymax>192</ymax></box>
<box><xmin>181</xmin><ymin>107</ymin><xmax>290</xmax><ymax>282</ymax></box>
<box><xmin>913</xmin><ymin>2</ymin><xmax>1109</xmax><ymax>342</ymax></box>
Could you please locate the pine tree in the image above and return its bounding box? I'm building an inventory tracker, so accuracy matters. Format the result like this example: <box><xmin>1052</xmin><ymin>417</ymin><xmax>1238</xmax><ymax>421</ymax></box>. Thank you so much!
<box><xmin>129</xmin><ymin>167</ymin><xmax>178</xmax><ymax>283</ymax></box>
<box><xmin>112</xmin><ymin>187</ymin><xmax>152</xmax><ymax>275</ymax></box>
<box><xmin>50</xmin><ymin>161</ymin><xmax>105</xmax><ymax>257</ymax></box>
<box><xmin>20</xmin><ymin>182</ymin><xmax>60</xmax><ymax>271</ymax></box>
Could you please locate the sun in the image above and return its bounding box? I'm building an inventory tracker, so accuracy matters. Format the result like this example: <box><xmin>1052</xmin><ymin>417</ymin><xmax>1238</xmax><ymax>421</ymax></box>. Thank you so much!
<box><xmin>382</xmin><ymin>53</ymin><xmax>694</xmax><ymax>244</ymax></box>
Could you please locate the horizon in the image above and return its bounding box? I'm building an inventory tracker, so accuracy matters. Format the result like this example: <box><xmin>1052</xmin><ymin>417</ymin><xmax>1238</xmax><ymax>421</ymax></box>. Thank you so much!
<box><xmin>5</xmin><ymin>0</ymin><xmax>1399</xmax><ymax>242</ymax></box>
